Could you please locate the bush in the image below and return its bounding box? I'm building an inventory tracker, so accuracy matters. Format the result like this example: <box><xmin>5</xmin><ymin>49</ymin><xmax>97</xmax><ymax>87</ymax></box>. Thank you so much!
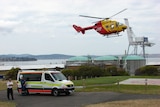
<box><xmin>62</xmin><ymin>69</ymin><xmax>77</xmax><ymax>79</ymax></box>
<box><xmin>135</xmin><ymin>65</ymin><xmax>159</xmax><ymax>76</ymax></box>
<box><xmin>62</xmin><ymin>65</ymin><xmax>105</xmax><ymax>79</ymax></box>
<box><xmin>78</xmin><ymin>65</ymin><xmax>104</xmax><ymax>78</ymax></box>
<box><xmin>104</xmin><ymin>66</ymin><xmax>128</xmax><ymax>76</ymax></box>
<box><xmin>5</xmin><ymin>67</ymin><xmax>20</xmax><ymax>80</ymax></box>
<box><xmin>62</xmin><ymin>65</ymin><xmax>128</xmax><ymax>80</ymax></box>
<box><xmin>105</xmin><ymin>66</ymin><xmax>117</xmax><ymax>76</ymax></box>
<box><xmin>117</xmin><ymin>68</ymin><xmax>129</xmax><ymax>76</ymax></box>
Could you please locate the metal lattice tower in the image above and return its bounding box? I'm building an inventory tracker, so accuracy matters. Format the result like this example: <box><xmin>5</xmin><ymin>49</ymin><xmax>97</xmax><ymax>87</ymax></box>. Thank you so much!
<box><xmin>124</xmin><ymin>18</ymin><xmax>155</xmax><ymax>58</ymax></box>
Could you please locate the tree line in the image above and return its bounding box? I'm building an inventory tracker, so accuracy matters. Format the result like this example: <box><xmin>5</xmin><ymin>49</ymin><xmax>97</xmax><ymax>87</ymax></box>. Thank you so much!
<box><xmin>62</xmin><ymin>65</ymin><xmax>129</xmax><ymax>80</ymax></box>
<box><xmin>4</xmin><ymin>65</ymin><xmax>160</xmax><ymax>80</ymax></box>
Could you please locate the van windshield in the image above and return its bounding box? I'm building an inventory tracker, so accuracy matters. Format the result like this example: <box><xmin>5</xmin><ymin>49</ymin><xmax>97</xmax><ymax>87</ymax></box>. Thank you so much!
<box><xmin>51</xmin><ymin>73</ymin><xmax>66</xmax><ymax>81</ymax></box>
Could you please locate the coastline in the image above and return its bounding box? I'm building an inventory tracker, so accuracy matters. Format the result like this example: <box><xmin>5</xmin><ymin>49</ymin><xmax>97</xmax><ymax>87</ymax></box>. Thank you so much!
<box><xmin>0</xmin><ymin>58</ymin><xmax>159</xmax><ymax>71</ymax></box>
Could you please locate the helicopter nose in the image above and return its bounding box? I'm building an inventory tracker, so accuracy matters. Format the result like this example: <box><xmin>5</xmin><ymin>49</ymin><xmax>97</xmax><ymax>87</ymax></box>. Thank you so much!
<box><xmin>122</xmin><ymin>25</ymin><xmax>127</xmax><ymax>30</ymax></box>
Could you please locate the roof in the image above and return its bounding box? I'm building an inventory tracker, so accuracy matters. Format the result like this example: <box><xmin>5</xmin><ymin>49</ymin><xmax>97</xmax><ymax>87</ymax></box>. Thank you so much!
<box><xmin>94</xmin><ymin>55</ymin><xmax>118</xmax><ymax>61</ymax></box>
<box><xmin>123</xmin><ymin>55</ymin><xmax>145</xmax><ymax>60</ymax></box>
<box><xmin>67</xmin><ymin>56</ymin><xmax>89</xmax><ymax>61</ymax></box>
<box><xmin>19</xmin><ymin>70</ymin><xmax>60</xmax><ymax>74</ymax></box>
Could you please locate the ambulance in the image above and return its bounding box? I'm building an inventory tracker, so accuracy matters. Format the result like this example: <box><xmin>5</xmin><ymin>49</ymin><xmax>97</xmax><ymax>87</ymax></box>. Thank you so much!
<box><xmin>17</xmin><ymin>70</ymin><xmax>74</xmax><ymax>96</ymax></box>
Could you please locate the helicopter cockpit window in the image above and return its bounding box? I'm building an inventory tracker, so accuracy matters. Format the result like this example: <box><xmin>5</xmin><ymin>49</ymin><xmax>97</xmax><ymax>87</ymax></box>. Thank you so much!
<box><xmin>118</xmin><ymin>23</ymin><xmax>123</xmax><ymax>26</ymax></box>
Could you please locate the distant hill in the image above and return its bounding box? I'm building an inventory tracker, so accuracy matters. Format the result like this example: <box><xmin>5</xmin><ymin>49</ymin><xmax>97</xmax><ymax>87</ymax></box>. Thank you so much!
<box><xmin>33</xmin><ymin>54</ymin><xmax>75</xmax><ymax>59</ymax></box>
<box><xmin>0</xmin><ymin>54</ymin><xmax>75</xmax><ymax>61</ymax></box>
<box><xmin>0</xmin><ymin>56</ymin><xmax>37</xmax><ymax>61</ymax></box>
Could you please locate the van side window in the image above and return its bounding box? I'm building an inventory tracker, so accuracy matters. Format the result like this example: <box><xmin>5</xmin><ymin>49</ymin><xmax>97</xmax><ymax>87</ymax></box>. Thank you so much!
<box><xmin>45</xmin><ymin>73</ymin><xmax>54</xmax><ymax>82</ymax></box>
<box><xmin>21</xmin><ymin>73</ymin><xmax>41</xmax><ymax>81</ymax></box>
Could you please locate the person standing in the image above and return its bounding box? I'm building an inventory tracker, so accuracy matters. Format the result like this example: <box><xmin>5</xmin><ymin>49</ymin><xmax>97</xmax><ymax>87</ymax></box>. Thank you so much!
<box><xmin>7</xmin><ymin>78</ymin><xmax>14</xmax><ymax>100</ymax></box>
<box><xmin>20</xmin><ymin>76</ymin><xmax>26</xmax><ymax>95</ymax></box>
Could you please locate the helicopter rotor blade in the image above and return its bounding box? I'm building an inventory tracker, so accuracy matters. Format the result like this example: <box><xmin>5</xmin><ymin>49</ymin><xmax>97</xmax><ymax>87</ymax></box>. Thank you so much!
<box><xmin>79</xmin><ymin>15</ymin><xmax>104</xmax><ymax>19</ymax></box>
<box><xmin>109</xmin><ymin>8</ymin><xmax>127</xmax><ymax>18</ymax></box>
<box><xmin>79</xmin><ymin>8</ymin><xmax>127</xmax><ymax>20</ymax></box>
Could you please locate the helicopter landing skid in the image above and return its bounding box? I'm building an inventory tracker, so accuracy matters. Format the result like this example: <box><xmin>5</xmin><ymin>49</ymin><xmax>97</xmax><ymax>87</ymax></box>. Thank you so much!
<box><xmin>104</xmin><ymin>34</ymin><xmax>122</xmax><ymax>38</ymax></box>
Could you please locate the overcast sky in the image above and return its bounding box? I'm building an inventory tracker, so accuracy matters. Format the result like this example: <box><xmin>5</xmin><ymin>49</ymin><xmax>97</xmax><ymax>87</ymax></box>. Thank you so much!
<box><xmin>0</xmin><ymin>0</ymin><xmax>159</xmax><ymax>55</ymax></box>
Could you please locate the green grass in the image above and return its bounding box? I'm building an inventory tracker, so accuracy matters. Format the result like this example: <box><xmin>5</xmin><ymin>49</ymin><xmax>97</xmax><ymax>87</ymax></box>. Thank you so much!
<box><xmin>73</xmin><ymin>76</ymin><xmax>130</xmax><ymax>86</ymax></box>
<box><xmin>76</xmin><ymin>84</ymin><xmax>160</xmax><ymax>94</ymax></box>
<box><xmin>0</xmin><ymin>80</ymin><xmax>17</xmax><ymax>91</ymax></box>
<box><xmin>0</xmin><ymin>80</ymin><xmax>17</xmax><ymax>107</ymax></box>
<box><xmin>73</xmin><ymin>76</ymin><xmax>160</xmax><ymax>94</ymax></box>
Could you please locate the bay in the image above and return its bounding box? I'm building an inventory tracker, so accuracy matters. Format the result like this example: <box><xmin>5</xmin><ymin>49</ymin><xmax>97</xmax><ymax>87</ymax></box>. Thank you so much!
<box><xmin>0</xmin><ymin>58</ymin><xmax>159</xmax><ymax>66</ymax></box>
<box><xmin>146</xmin><ymin>58</ymin><xmax>160</xmax><ymax>65</ymax></box>
<box><xmin>0</xmin><ymin>59</ymin><xmax>67</xmax><ymax>66</ymax></box>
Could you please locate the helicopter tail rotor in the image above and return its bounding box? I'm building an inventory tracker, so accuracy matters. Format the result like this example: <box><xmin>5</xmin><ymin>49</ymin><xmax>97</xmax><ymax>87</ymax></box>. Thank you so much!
<box><xmin>73</xmin><ymin>25</ymin><xmax>85</xmax><ymax>34</ymax></box>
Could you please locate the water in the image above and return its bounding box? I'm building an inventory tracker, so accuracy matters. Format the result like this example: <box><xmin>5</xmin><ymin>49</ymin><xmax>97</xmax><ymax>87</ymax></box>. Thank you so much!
<box><xmin>0</xmin><ymin>58</ymin><xmax>159</xmax><ymax>67</ymax></box>
<box><xmin>146</xmin><ymin>58</ymin><xmax>160</xmax><ymax>65</ymax></box>
<box><xmin>0</xmin><ymin>59</ymin><xmax>66</xmax><ymax>66</ymax></box>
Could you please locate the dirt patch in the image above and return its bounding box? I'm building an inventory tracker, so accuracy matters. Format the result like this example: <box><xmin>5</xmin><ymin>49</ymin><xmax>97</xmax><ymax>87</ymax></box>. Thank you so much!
<box><xmin>85</xmin><ymin>99</ymin><xmax>160</xmax><ymax>107</ymax></box>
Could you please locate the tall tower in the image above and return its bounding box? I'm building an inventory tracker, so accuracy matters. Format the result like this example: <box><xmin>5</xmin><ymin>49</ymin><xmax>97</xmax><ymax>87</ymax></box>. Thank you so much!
<box><xmin>124</xmin><ymin>18</ymin><xmax>155</xmax><ymax>58</ymax></box>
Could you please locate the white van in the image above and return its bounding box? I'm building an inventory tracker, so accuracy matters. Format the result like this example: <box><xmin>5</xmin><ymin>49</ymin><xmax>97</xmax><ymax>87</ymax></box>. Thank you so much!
<box><xmin>17</xmin><ymin>70</ymin><xmax>74</xmax><ymax>96</ymax></box>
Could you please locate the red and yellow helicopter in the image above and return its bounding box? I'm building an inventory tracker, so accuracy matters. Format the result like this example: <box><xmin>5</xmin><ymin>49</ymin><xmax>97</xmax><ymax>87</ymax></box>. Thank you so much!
<box><xmin>73</xmin><ymin>9</ymin><xmax>127</xmax><ymax>37</ymax></box>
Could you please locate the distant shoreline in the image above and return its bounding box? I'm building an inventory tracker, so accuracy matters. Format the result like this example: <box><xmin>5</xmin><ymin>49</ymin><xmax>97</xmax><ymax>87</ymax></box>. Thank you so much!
<box><xmin>0</xmin><ymin>57</ymin><xmax>37</xmax><ymax>62</ymax></box>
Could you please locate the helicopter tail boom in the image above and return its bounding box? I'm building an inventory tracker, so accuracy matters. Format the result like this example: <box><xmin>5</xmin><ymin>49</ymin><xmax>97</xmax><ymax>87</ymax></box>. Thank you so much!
<box><xmin>73</xmin><ymin>25</ymin><xmax>85</xmax><ymax>34</ymax></box>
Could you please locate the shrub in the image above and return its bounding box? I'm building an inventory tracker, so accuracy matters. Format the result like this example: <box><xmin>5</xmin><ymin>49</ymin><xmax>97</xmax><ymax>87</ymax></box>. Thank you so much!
<box><xmin>62</xmin><ymin>65</ymin><xmax>128</xmax><ymax>80</ymax></box>
<box><xmin>117</xmin><ymin>68</ymin><xmax>129</xmax><ymax>76</ymax></box>
<box><xmin>105</xmin><ymin>66</ymin><xmax>117</xmax><ymax>76</ymax></box>
<box><xmin>104</xmin><ymin>66</ymin><xmax>128</xmax><ymax>76</ymax></box>
<box><xmin>135</xmin><ymin>65</ymin><xmax>159</xmax><ymax>76</ymax></box>
<box><xmin>5</xmin><ymin>67</ymin><xmax>20</xmax><ymax>80</ymax></box>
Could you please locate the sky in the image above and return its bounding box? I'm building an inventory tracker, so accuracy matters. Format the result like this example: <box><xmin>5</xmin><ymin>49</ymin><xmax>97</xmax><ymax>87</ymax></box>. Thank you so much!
<box><xmin>0</xmin><ymin>0</ymin><xmax>160</xmax><ymax>56</ymax></box>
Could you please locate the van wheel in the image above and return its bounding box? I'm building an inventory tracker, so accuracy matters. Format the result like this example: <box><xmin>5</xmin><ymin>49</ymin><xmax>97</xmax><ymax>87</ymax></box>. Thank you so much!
<box><xmin>52</xmin><ymin>89</ymin><xmax>59</xmax><ymax>96</ymax></box>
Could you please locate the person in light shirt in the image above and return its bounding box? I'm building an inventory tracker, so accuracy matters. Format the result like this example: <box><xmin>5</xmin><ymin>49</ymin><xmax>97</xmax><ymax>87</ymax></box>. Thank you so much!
<box><xmin>7</xmin><ymin>78</ymin><xmax>14</xmax><ymax>100</ymax></box>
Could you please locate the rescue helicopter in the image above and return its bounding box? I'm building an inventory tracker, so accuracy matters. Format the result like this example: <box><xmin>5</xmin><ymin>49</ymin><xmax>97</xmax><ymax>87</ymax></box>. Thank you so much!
<box><xmin>73</xmin><ymin>9</ymin><xmax>127</xmax><ymax>37</ymax></box>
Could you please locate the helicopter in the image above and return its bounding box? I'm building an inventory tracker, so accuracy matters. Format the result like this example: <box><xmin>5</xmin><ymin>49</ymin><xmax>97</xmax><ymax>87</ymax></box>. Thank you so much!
<box><xmin>73</xmin><ymin>9</ymin><xmax>127</xmax><ymax>37</ymax></box>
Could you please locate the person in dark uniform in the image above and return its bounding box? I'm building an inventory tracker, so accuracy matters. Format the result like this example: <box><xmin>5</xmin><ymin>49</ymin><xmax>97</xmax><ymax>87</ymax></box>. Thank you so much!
<box><xmin>20</xmin><ymin>76</ymin><xmax>26</xmax><ymax>95</ymax></box>
<box><xmin>6</xmin><ymin>78</ymin><xmax>14</xmax><ymax>100</ymax></box>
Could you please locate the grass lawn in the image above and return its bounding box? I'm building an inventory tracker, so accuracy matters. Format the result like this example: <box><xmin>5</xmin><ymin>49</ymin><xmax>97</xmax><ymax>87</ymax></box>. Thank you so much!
<box><xmin>73</xmin><ymin>76</ymin><xmax>130</xmax><ymax>86</ymax></box>
<box><xmin>0</xmin><ymin>80</ymin><xmax>17</xmax><ymax>107</ymax></box>
<box><xmin>0</xmin><ymin>80</ymin><xmax>17</xmax><ymax>91</ymax></box>
<box><xmin>74</xmin><ymin>76</ymin><xmax>160</xmax><ymax>94</ymax></box>
<box><xmin>73</xmin><ymin>76</ymin><xmax>160</xmax><ymax>86</ymax></box>
<box><xmin>76</xmin><ymin>84</ymin><xmax>160</xmax><ymax>94</ymax></box>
